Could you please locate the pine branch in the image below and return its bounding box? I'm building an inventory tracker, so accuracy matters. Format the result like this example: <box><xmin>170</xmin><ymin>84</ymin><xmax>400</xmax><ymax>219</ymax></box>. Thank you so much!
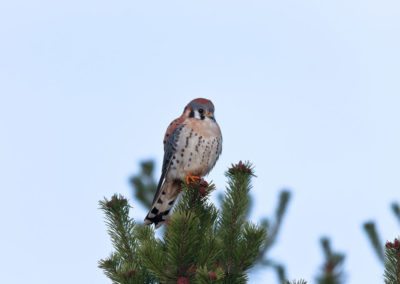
<box><xmin>177</xmin><ymin>182</ymin><xmax>220</xmax><ymax>270</ymax></box>
<box><xmin>286</xmin><ymin>280</ymin><xmax>307</xmax><ymax>284</ymax></box>
<box><xmin>166</xmin><ymin>212</ymin><xmax>202</xmax><ymax>278</ymax></box>
<box><xmin>384</xmin><ymin>238</ymin><xmax>400</xmax><ymax>284</ymax></box>
<box><xmin>99</xmin><ymin>195</ymin><xmax>155</xmax><ymax>283</ymax></box>
<box><xmin>238</xmin><ymin>222</ymin><xmax>267</xmax><ymax>271</ymax></box>
<box><xmin>99</xmin><ymin>195</ymin><xmax>137</xmax><ymax>263</ymax></box>
<box><xmin>194</xmin><ymin>266</ymin><xmax>224</xmax><ymax>283</ymax></box>
<box><xmin>98</xmin><ymin>253</ymin><xmax>125</xmax><ymax>284</ymax></box>
<box><xmin>129</xmin><ymin>160</ymin><xmax>157</xmax><ymax>209</ymax></box>
<box><xmin>217</xmin><ymin>162</ymin><xmax>253</xmax><ymax>280</ymax></box>
<box><xmin>260</xmin><ymin>259</ymin><xmax>286</xmax><ymax>283</ymax></box>
<box><xmin>266</xmin><ymin>190</ymin><xmax>291</xmax><ymax>249</ymax></box>
<box><xmin>363</xmin><ymin>221</ymin><xmax>385</xmax><ymax>262</ymax></box>
<box><xmin>316</xmin><ymin>237</ymin><xmax>345</xmax><ymax>284</ymax></box>
<box><xmin>139</xmin><ymin>239</ymin><xmax>168</xmax><ymax>282</ymax></box>
<box><xmin>216</xmin><ymin>162</ymin><xmax>267</xmax><ymax>283</ymax></box>
<box><xmin>391</xmin><ymin>203</ymin><xmax>400</xmax><ymax>227</ymax></box>
<box><xmin>138</xmin><ymin>179</ymin><xmax>223</xmax><ymax>282</ymax></box>
<box><xmin>256</xmin><ymin>190</ymin><xmax>291</xmax><ymax>282</ymax></box>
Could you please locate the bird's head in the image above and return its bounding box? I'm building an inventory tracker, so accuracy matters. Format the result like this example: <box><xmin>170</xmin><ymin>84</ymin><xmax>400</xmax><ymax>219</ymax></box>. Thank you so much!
<box><xmin>184</xmin><ymin>98</ymin><xmax>216</xmax><ymax>121</ymax></box>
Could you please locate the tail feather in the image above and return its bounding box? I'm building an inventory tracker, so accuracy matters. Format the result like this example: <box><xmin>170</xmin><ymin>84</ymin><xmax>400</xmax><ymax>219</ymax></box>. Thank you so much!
<box><xmin>144</xmin><ymin>180</ymin><xmax>181</xmax><ymax>228</ymax></box>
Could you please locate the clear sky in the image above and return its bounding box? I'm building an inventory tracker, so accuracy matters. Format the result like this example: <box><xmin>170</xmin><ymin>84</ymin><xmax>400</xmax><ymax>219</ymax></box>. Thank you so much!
<box><xmin>1</xmin><ymin>1</ymin><xmax>399</xmax><ymax>283</ymax></box>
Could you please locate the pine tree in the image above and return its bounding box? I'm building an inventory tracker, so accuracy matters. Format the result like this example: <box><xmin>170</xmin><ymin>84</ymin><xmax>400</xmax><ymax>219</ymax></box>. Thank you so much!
<box><xmin>129</xmin><ymin>160</ymin><xmax>292</xmax><ymax>283</ymax></box>
<box><xmin>99</xmin><ymin>161</ymin><xmax>283</xmax><ymax>283</ymax></box>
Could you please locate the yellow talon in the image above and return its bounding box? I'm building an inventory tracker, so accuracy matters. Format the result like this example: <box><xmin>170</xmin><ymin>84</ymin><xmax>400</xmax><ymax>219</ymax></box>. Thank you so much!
<box><xmin>185</xmin><ymin>173</ymin><xmax>201</xmax><ymax>184</ymax></box>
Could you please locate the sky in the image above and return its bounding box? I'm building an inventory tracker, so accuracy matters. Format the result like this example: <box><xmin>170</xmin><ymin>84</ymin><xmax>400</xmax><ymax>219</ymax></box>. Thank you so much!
<box><xmin>0</xmin><ymin>0</ymin><xmax>399</xmax><ymax>283</ymax></box>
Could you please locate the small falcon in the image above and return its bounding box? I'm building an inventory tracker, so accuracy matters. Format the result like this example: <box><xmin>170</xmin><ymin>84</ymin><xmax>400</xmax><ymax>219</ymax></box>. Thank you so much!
<box><xmin>144</xmin><ymin>98</ymin><xmax>222</xmax><ymax>228</ymax></box>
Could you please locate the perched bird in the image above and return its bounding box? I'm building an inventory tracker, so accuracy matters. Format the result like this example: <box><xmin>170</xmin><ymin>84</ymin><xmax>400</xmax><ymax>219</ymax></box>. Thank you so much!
<box><xmin>144</xmin><ymin>98</ymin><xmax>222</xmax><ymax>228</ymax></box>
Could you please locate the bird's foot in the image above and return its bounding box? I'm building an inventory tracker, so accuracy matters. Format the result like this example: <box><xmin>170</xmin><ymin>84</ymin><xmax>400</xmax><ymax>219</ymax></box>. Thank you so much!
<box><xmin>185</xmin><ymin>173</ymin><xmax>201</xmax><ymax>185</ymax></box>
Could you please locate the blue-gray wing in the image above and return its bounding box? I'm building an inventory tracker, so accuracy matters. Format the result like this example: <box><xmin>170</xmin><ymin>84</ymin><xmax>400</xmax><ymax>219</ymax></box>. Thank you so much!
<box><xmin>151</xmin><ymin>124</ymin><xmax>184</xmax><ymax>204</ymax></box>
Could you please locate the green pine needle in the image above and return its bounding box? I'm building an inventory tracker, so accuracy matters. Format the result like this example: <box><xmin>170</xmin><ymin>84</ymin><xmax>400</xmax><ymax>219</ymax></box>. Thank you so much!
<box><xmin>363</xmin><ymin>221</ymin><xmax>385</xmax><ymax>262</ymax></box>
<box><xmin>99</xmin><ymin>195</ymin><xmax>156</xmax><ymax>283</ymax></box>
<box><xmin>99</xmin><ymin>195</ymin><xmax>137</xmax><ymax>263</ymax></box>
<box><xmin>391</xmin><ymin>203</ymin><xmax>400</xmax><ymax>226</ymax></box>
<box><xmin>286</xmin><ymin>280</ymin><xmax>308</xmax><ymax>284</ymax></box>
<box><xmin>383</xmin><ymin>238</ymin><xmax>400</xmax><ymax>284</ymax></box>
<box><xmin>316</xmin><ymin>237</ymin><xmax>345</xmax><ymax>284</ymax></box>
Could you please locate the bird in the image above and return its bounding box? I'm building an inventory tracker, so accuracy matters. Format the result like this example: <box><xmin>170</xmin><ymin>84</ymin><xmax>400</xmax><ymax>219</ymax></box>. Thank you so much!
<box><xmin>144</xmin><ymin>98</ymin><xmax>222</xmax><ymax>228</ymax></box>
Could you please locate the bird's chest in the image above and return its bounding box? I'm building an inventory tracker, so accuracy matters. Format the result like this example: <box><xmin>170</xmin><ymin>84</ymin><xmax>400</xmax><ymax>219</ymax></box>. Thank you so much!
<box><xmin>169</xmin><ymin>122</ymin><xmax>221</xmax><ymax>179</ymax></box>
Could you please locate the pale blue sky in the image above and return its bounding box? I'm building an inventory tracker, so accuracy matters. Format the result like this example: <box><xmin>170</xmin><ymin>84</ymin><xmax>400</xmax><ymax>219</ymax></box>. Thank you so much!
<box><xmin>1</xmin><ymin>1</ymin><xmax>399</xmax><ymax>283</ymax></box>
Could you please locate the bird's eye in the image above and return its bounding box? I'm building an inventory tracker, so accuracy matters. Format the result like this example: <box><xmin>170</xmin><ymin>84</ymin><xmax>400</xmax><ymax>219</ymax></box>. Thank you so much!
<box><xmin>198</xmin><ymin>108</ymin><xmax>204</xmax><ymax>114</ymax></box>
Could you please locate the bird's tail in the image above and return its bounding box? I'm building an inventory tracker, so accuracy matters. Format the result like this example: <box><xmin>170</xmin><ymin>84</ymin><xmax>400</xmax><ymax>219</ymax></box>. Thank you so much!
<box><xmin>144</xmin><ymin>180</ymin><xmax>181</xmax><ymax>228</ymax></box>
